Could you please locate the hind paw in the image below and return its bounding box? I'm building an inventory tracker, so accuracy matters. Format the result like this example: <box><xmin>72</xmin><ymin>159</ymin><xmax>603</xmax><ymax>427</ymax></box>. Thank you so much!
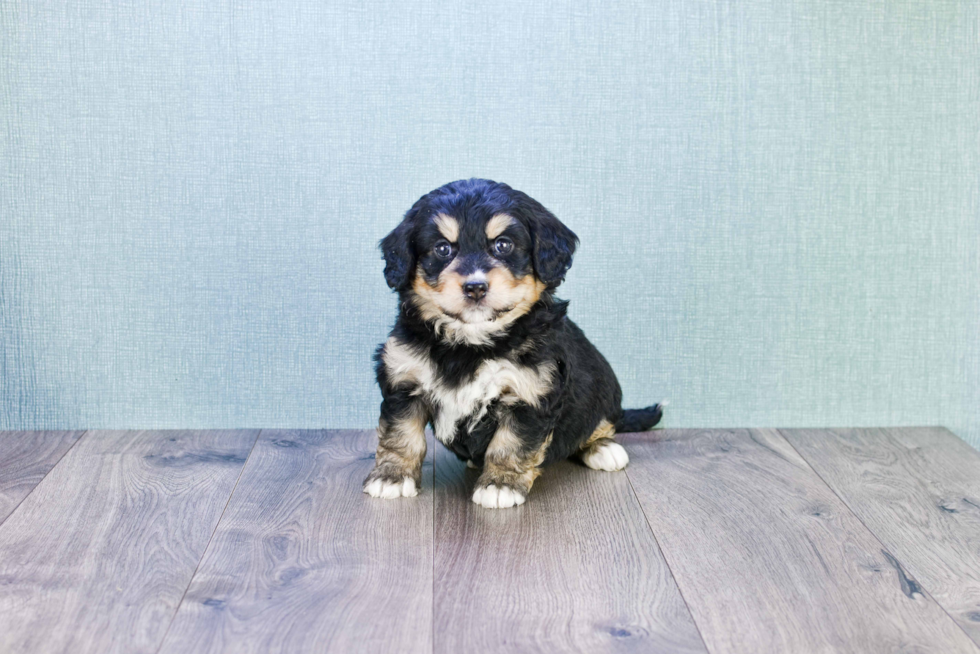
<box><xmin>582</xmin><ymin>441</ymin><xmax>629</xmax><ymax>471</ymax></box>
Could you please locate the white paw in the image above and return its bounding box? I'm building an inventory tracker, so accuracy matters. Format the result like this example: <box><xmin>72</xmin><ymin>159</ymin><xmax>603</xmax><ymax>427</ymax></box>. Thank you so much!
<box><xmin>472</xmin><ymin>484</ymin><xmax>525</xmax><ymax>509</ymax></box>
<box><xmin>582</xmin><ymin>442</ymin><xmax>629</xmax><ymax>471</ymax></box>
<box><xmin>466</xmin><ymin>459</ymin><xmax>479</xmax><ymax>469</ymax></box>
<box><xmin>363</xmin><ymin>476</ymin><xmax>418</xmax><ymax>499</ymax></box>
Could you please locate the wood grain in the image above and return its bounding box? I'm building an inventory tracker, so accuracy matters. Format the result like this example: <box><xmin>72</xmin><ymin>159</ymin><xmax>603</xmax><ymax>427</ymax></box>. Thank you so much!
<box><xmin>0</xmin><ymin>429</ymin><xmax>257</xmax><ymax>654</ymax></box>
<box><xmin>434</xmin><ymin>443</ymin><xmax>706</xmax><ymax>654</ymax></box>
<box><xmin>0</xmin><ymin>430</ymin><xmax>85</xmax><ymax>524</ymax></box>
<box><xmin>158</xmin><ymin>429</ymin><xmax>434</xmax><ymax>654</ymax></box>
<box><xmin>621</xmin><ymin>428</ymin><xmax>980</xmax><ymax>654</ymax></box>
<box><xmin>781</xmin><ymin>426</ymin><xmax>980</xmax><ymax>644</ymax></box>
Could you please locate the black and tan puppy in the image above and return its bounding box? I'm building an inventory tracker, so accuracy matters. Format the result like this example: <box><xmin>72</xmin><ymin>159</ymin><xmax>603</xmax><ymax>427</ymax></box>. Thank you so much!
<box><xmin>363</xmin><ymin>179</ymin><xmax>663</xmax><ymax>508</ymax></box>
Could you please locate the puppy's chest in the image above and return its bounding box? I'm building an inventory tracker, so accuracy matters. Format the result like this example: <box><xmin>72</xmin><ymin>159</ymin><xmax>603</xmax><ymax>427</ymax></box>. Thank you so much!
<box><xmin>382</xmin><ymin>339</ymin><xmax>553</xmax><ymax>445</ymax></box>
<box><xmin>426</xmin><ymin>360</ymin><xmax>522</xmax><ymax>444</ymax></box>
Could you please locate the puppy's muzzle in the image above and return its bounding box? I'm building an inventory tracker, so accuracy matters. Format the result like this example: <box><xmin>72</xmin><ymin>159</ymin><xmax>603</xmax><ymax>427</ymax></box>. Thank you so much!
<box><xmin>462</xmin><ymin>281</ymin><xmax>488</xmax><ymax>301</ymax></box>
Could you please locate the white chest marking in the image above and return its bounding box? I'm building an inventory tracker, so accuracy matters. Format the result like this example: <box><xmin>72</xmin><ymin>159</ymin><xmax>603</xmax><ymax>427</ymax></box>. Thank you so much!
<box><xmin>382</xmin><ymin>338</ymin><xmax>554</xmax><ymax>445</ymax></box>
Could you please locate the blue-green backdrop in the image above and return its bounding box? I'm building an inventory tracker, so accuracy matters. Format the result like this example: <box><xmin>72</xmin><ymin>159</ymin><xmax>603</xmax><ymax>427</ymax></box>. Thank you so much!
<box><xmin>2</xmin><ymin>1</ymin><xmax>978</xmax><ymax>446</ymax></box>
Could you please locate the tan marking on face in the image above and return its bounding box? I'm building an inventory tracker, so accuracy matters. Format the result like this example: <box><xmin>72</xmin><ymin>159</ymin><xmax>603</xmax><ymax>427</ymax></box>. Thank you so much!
<box><xmin>583</xmin><ymin>419</ymin><xmax>616</xmax><ymax>448</ymax></box>
<box><xmin>486</xmin><ymin>266</ymin><xmax>545</xmax><ymax>315</ymax></box>
<box><xmin>433</xmin><ymin>213</ymin><xmax>459</xmax><ymax>242</ymax></box>
<box><xmin>411</xmin><ymin>261</ymin><xmax>469</xmax><ymax>322</ymax></box>
<box><xmin>485</xmin><ymin>213</ymin><xmax>515</xmax><ymax>240</ymax></box>
<box><xmin>410</xmin><ymin>261</ymin><xmax>547</xmax><ymax>346</ymax></box>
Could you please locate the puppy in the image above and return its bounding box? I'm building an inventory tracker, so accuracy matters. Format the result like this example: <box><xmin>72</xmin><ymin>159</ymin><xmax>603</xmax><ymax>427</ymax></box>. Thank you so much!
<box><xmin>363</xmin><ymin>179</ymin><xmax>663</xmax><ymax>508</ymax></box>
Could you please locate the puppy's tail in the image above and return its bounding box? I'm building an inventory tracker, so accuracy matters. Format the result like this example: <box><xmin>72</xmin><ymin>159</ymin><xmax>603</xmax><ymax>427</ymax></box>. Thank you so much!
<box><xmin>614</xmin><ymin>401</ymin><xmax>666</xmax><ymax>433</ymax></box>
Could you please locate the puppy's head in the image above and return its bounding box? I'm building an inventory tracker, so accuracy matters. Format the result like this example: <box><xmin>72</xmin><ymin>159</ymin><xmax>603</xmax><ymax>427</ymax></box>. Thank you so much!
<box><xmin>380</xmin><ymin>179</ymin><xmax>577</xmax><ymax>338</ymax></box>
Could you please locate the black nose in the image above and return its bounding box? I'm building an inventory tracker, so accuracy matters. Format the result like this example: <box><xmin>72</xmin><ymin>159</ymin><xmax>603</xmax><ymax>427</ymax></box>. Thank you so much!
<box><xmin>462</xmin><ymin>281</ymin><xmax>488</xmax><ymax>301</ymax></box>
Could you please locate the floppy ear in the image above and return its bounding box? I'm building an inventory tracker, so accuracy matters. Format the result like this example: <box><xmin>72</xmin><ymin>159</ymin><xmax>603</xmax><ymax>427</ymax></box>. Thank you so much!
<box><xmin>522</xmin><ymin>198</ymin><xmax>579</xmax><ymax>288</ymax></box>
<box><xmin>379</xmin><ymin>212</ymin><xmax>417</xmax><ymax>291</ymax></box>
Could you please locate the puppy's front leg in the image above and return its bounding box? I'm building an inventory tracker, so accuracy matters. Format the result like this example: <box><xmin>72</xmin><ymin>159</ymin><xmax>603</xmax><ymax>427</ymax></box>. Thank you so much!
<box><xmin>363</xmin><ymin>392</ymin><xmax>429</xmax><ymax>499</ymax></box>
<box><xmin>472</xmin><ymin>415</ymin><xmax>552</xmax><ymax>510</ymax></box>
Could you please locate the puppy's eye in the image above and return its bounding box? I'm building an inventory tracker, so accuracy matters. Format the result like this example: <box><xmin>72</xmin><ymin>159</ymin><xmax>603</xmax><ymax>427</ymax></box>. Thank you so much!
<box><xmin>493</xmin><ymin>237</ymin><xmax>514</xmax><ymax>256</ymax></box>
<box><xmin>433</xmin><ymin>241</ymin><xmax>454</xmax><ymax>259</ymax></box>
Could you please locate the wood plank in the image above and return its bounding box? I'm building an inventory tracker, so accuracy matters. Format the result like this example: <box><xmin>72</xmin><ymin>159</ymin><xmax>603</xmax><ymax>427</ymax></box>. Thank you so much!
<box><xmin>781</xmin><ymin>426</ymin><xmax>980</xmax><ymax>644</ymax></box>
<box><xmin>0</xmin><ymin>430</ymin><xmax>85</xmax><ymax>524</ymax></box>
<box><xmin>0</xmin><ymin>429</ymin><xmax>258</xmax><ymax>654</ymax></box>
<box><xmin>434</xmin><ymin>443</ymin><xmax>707</xmax><ymax>653</ymax></box>
<box><xmin>158</xmin><ymin>429</ymin><xmax>434</xmax><ymax>654</ymax></box>
<box><xmin>621</xmin><ymin>428</ymin><xmax>980</xmax><ymax>654</ymax></box>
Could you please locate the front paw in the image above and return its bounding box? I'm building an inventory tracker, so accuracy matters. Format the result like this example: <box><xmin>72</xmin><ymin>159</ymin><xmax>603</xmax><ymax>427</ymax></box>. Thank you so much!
<box><xmin>363</xmin><ymin>470</ymin><xmax>418</xmax><ymax>499</ymax></box>
<box><xmin>472</xmin><ymin>483</ymin><xmax>526</xmax><ymax>509</ymax></box>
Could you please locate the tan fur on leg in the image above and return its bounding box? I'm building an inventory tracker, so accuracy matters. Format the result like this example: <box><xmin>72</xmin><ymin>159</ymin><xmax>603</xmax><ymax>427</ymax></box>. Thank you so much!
<box><xmin>364</xmin><ymin>403</ymin><xmax>429</xmax><ymax>499</ymax></box>
<box><xmin>472</xmin><ymin>424</ymin><xmax>552</xmax><ymax>509</ymax></box>
<box><xmin>582</xmin><ymin>419</ymin><xmax>616</xmax><ymax>449</ymax></box>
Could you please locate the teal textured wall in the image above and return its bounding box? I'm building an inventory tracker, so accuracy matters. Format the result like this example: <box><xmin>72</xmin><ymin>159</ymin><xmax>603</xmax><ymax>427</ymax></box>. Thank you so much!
<box><xmin>2</xmin><ymin>1</ymin><xmax>978</xmax><ymax>445</ymax></box>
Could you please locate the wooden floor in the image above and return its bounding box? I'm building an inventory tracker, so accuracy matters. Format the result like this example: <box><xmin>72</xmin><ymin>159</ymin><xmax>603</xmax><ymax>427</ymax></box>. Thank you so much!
<box><xmin>0</xmin><ymin>428</ymin><xmax>979</xmax><ymax>653</ymax></box>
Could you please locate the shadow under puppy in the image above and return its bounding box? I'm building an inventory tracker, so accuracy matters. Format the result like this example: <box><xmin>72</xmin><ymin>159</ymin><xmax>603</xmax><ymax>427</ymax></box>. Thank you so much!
<box><xmin>364</xmin><ymin>178</ymin><xmax>663</xmax><ymax>509</ymax></box>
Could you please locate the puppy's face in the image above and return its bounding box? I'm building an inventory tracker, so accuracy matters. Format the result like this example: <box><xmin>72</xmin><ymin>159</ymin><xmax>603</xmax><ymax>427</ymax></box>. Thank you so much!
<box><xmin>380</xmin><ymin>179</ymin><xmax>578</xmax><ymax>339</ymax></box>
<box><xmin>412</xmin><ymin>211</ymin><xmax>541</xmax><ymax>325</ymax></box>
